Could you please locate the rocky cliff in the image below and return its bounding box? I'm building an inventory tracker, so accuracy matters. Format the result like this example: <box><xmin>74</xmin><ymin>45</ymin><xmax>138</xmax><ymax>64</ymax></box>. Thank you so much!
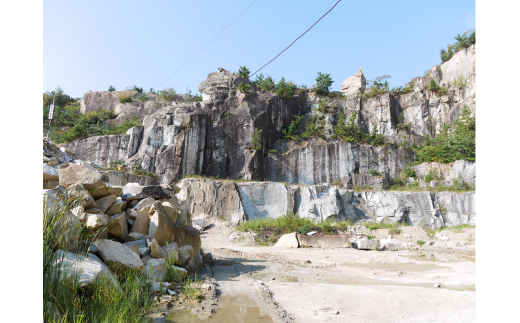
<box><xmin>67</xmin><ymin>45</ymin><xmax>475</xmax><ymax>186</ymax></box>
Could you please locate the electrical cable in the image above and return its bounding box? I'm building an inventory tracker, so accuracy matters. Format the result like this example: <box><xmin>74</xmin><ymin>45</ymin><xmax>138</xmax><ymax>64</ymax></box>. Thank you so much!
<box><xmin>156</xmin><ymin>0</ymin><xmax>258</xmax><ymax>89</ymax></box>
<box><xmin>250</xmin><ymin>0</ymin><xmax>342</xmax><ymax>78</ymax></box>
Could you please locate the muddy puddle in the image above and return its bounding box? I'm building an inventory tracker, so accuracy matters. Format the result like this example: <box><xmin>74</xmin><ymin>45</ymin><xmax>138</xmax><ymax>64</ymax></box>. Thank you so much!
<box><xmin>250</xmin><ymin>272</ymin><xmax>475</xmax><ymax>292</ymax></box>
<box><xmin>167</xmin><ymin>294</ymin><xmax>273</xmax><ymax>323</ymax></box>
<box><xmin>341</xmin><ymin>262</ymin><xmax>448</xmax><ymax>272</ymax></box>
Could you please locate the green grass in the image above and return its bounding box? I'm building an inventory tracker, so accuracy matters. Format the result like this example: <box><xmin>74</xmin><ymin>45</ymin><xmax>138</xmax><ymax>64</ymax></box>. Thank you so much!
<box><xmin>363</xmin><ymin>221</ymin><xmax>408</xmax><ymax>232</ymax></box>
<box><xmin>417</xmin><ymin>240</ymin><xmax>426</xmax><ymax>246</ymax></box>
<box><xmin>236</xmin><ymin>212</ymin><xmax>355</xmax><ymax>245</ymax></box>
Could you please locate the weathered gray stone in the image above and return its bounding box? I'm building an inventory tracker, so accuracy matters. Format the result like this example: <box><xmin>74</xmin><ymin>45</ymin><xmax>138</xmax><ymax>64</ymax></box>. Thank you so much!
<box><xmin>123</xmin><ymin>239</ymin><xmax>147</xmax><ymax>248</ymax></box>
<box><xmin>53</xmin><ymin>250</ymin><xmax>121</xmax><ymax>292</ymax></box>
<box><xmin>435</xmin><ymin>191</ymin><xmax>476</xmax><ymax>226</ymax></box>
<box><xmin>144</xmin><ymin>258</ymin><xmax>167</xmax><ymax>282</ymax></box>
<box><xmin>122</xmin><ymin>183</ymin><xmax>176</xmax><ymax>201</ymax></box>
<box><xmin>161</xmin><ymin>243</ymin><xmax>179</xmax><ymax>264</ymax></box>
<box><xmin>236</xmin><ymin>182</ymin><xmax>288</xmax><ymax>221</ymax></box>
<box><xmin>130</xmin><ymin>205</ymin><xmax>151</xmax><ymax>236</ymax></box>
<box><xmin>297</xmin><ymin>234</ymin><xmax>350</xmax><ymax>248</ymax></box>
<box><xmin>172</xmin><ymin>226</ymin><xmax>201</xmax><ymax>257</ymax></box>
<box><xmin>192</xmin><ymin>215</ymin><xmax>207</xmax><ymax>231</ymax></box>
<box><xmin>43</xmin><ymin>163</ymin><xmax>59</xmax><ymax>181</ymax></box>
<box><xmin>357</xmin><ymin>239</ymin><xmax>380</xmax><ymax>250</ymax></box>
<box><xmin>93</xmin><ymin>239</ymin><xmax>144</xmax><ymax>275</ymax></box>
<box><xmin>380</xmin><ymin>236</ymin><xmax>399</xmax><ymax>251</ymax></box>
<box><xmin>125</xmin><ymin>232</ymin><xmax>146</xmax><ymax>242</ymax></box>
<box><xmin>274</xmin><ymin>232</ymin><xmax>299</xmax><ymax>248</ymax></box>
<box><xmin>106</xmin><ymin>170</ymin><xmax>155</xmax><ymax>186</ymax></box>
<box><xmin>169</xmin><ymin>265</ymin><xmax>188</xmax><ymax>282</ymax></box>
<box><xmin>85</xmin><ymin>212</ymin><xmax>109</xmax><ymax>231</ymax></box>
<box><xmin>58</xmin><ymin>163</ymin><xmax>106</xmax><ymax>192</ymax></box>
<box><xmin>177</xmin><ymin>247</ymin><xmax>191</xmax><ymax>266</ymax></box>
<box><xmin>129</xmin><ymin>244</ymin><xmax>140</xmax><ymax>255</ymax></box>
<box><xmin>132</xmin><ymin>197</ymin><xmax>155</xmax><ymax>211</ymax></box>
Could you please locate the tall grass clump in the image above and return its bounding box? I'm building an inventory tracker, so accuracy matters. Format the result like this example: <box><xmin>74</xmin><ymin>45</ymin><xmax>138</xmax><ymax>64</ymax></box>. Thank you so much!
<box><xmin>237</xmin><ymin>212</ymin><xmax>355</xmax><ymax>245</ymax></box>
<box><xmin>43</xmin><ymin>190</ymin><xmax>154</xmax><ymax>323</ymax></box>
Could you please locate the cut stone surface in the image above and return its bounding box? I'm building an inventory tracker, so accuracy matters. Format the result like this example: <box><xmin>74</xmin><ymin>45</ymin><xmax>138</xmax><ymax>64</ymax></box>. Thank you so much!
<box><xmin>122</xmin><ymin>183</ymin><xmax>176</xmax><ymax>201</ymax></box>
<box><xmin>357</xmin><ymin>239</ymin><xmax>381</xmax><ymax>250</ymax></box>
<box><xmin>85</xmin><ymin>212</ymin><xmax>109</xmax><ymax>231</ymax></box>
<box><xmin>148</xmin><ymin>211</ymin><xmax>176</xmax><ymax>246</ymax></box>
<box><xmin>150</xmin><ymin>239</ymin><xmax>167</xmax><ymax>259</ymax></box>
<box><xmin>129</xmin><ymin>244</ymin><xmax>140</xmax><ymax>255</ymax></box>
<box><xmin>107</xmin><ymin>211</ymin><xmax>128</xmax><ymax>240</ymax></box>
<box><xmin>53</xmin><ymin>250</ymin><xmax>121</xmax><ymax>292</ymax></box>
<box><xmin>130</xmin><ymin>205</ymin><xmax>151</xmax><ymax>236</ymax></box>
<box><xmin>274</xmin><ymin>232</ymin><xmax>299</xmax><ymax>248</ymax></box>
<box><xmin>58</xmin><ymin>163</ymin><xmax>105</xmax><ymax>192</ymax></box>
<box><xmin>297</xmin><ymin>234</ymin><xmax>350</xmax><ymax>248</ymax></box>
<box><xmin>192</xmin><ymin>215</ymin><xmax>207</xmax><ymax>231</ymax></box>
<box><xmin>132</xmin><ymin>197</ymin><xmax>155</xmax><ymax>211</ymax></box>
<box><xmin>126</xmin><ymin>232</ymin><xmax>146</xmax><ymax>242</ymax></box>
<box><xmin>67</xmin><ymin>183</ymin><xmax>97</xmax><ymax>209</ymax></box>
<box><xmin>93</xmin><ymin>239</ymin><xmax>144</xmax><ymax>275</ymax></box>
<box><xmin>340</xmin><ymin>68</ymin><xmax>366</xmax><ymax>97</ymax></box>
<box><xmin>173</xmin><ymin>226</ymin><xmax>202</xmax><ymax>257</ymax></box>
<box><xmin>43</xmin><ymin>163</ymin><xmax>59</xmax><ymax>181</ymax></box>
<box><xmin>106</xmin><ymin>197</ymin><xmax>124</xmax><ymax>216</ymax></box>
<box><xmin>95</xmin><ymin>195</ymin><xmax>117</xmax><ymax>213</ymax></box>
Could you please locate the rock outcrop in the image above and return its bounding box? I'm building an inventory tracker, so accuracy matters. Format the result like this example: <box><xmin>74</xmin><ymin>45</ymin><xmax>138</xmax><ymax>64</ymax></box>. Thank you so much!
<box><xmin>340</xmin><ymin>68</ymin><xmax>366</xmax><ymax>98</ymax></box>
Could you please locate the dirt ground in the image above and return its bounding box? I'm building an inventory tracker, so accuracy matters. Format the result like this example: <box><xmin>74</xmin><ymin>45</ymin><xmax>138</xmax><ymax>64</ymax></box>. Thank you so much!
<box><xmin>161</xmin><ymin>220</ymin><xmax>475</xmax><ymax>323</ymax></box>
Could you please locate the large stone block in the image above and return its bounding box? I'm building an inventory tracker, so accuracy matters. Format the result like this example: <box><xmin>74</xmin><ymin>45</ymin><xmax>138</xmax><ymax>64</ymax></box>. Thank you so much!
<box><xmin>274</xmin><ymin>232</ymin><xmax>299</xmax><ymax>248</ymax></box>
<box><xmin>236</xmin><ymin>182</ymin><xmax>288</xmax><ymax>221</ymax></box>
<box><xmin>122</xmin><ymin>183</ymin><xmax>176</xmax><ymax>201</ymax></box>
<box><xmin>93</xmin><ymin>239</ymin><xmax>144</xmax><ymax>275</ymax></box>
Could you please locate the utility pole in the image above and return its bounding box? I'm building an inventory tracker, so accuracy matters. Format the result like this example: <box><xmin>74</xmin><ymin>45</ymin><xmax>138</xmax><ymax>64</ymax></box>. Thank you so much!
<box><xmin>45</xmin><ymin>73</ymin><xmax>67</xmax><ymax>141</ymax></box>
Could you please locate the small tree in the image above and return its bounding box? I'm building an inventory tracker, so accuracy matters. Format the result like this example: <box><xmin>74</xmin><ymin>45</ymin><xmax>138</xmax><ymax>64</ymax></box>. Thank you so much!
<box><xmin>251</xmin><ymin>128</ymin><xmax>262</xmax><ymax>150</ymax></box>
<box><xmin>108</xmin><ymin>85</ymin><xmax>115</xmax><ymax>92</ymax></box>
<box><xmin>238</xmin><ymin>66</ymin><xmax>250</xmax><ymax>79</ymax></box>
<box><xmin>158</xmin><ymin>88</ymin><xmax>177</xmax><ymax>102</ymax></box>
<box><xmin>275</xmin><ymin>77</ymin><xmax>297</xmax><ymax>98</ymax></box>
<box><xmin>313</xmin><ymin>72</ymin><xmax>334</xmax><ymax>95</ymax></box>
<box><xmin>238</xmin><ymin>82</ymin><xmax>251</xmax><ymax>95</ymax></box>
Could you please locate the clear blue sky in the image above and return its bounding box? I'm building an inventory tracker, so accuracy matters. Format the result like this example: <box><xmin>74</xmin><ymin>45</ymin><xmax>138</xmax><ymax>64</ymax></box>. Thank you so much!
<box><xmin>43</xmin><ymin>0</ymin><xmax>475</xmax><ymax>98</ymax></box>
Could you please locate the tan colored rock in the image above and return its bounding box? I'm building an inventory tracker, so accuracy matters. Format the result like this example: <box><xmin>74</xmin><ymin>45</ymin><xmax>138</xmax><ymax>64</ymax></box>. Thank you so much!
<box><xmin>161</xmin><ymin>202</ymin><xmax>178</xmax><ymax>224</ymax></box>
<box><xmin>93</xmin><ymin>239</ymin><xmax>144</xmax><ymax>275</ymax></box>
<box><xmin>43</xmin><ymin>180</ymin><xmax>60</xmax><ymax>189</ymax></box>
<box><xmin>173</xmin><ymin>226</ymin><xmax>202</xmax><ymax>257</ymax></box>
<box><xmin>85</xmin><ymin>212</ymin><xmax>108</xmax><ymax>231</ymax></box>
<box><xmin>106</xmin><ymin>197</ymin><xmax>123</xmax><ymax>215</ymax></box>
<box><xmin>169</xmin><ymin>265</ymin><xmax>188</xmax><ymax>282</ymax></box>
<box><xmin>129</xmin><ymin>244</ymin><xmax>140</xmax><ymax>256</ymax></box>
<box><xmin>96</xmin><ymin>195</ymin><xmax>117</xmax><ymax>213</ymax></box>
<box><xmin>340</xmin><ymin>68</ymin><xmax>366</xmax><ymax>98</ymax></box>
<box><xmin>67</xmin><ymin>183</ymin><xmax>97</xmax><ymax>209</ymax></box>
<box><xmin>58</xmin><ymin>163</ymin><xmax>103</xmax><ymax>190</ymax></box>
<box><xmin>130</xmin><ymin>205</ymin><xmax>151</xmax><ymax>236</ymax></box>
<box><xmin>72</xmin><ymin>206</ymin><xmax>86</xmax><ymax>223</ymax></box>
<box><xmin>126</xmin><ymin>208</ymin><xmax>138</xmax><ymax>220</ymax></box>
<box><xmin>274</xmin><ymin>232</ymin><xmax>299</xmax><ymax>248</ymax></box>
<box><xmin>150</xmin><ymin>239</ymin><xmax>167</xmax><ymax>259</ymax></box>
<box><xmin>107</xmin><ymin>211</ymin><xmax>128</xmax><ymax>240</ymax></box>
<box><xmin>148</xmin><ymin>211</ymin><xmax>176</xmax><ymax>246</ymax></box>
<box><xmin>179</xmin><ymin>245</ymin><xmax>194</xmax><ymax>258</ymax></box>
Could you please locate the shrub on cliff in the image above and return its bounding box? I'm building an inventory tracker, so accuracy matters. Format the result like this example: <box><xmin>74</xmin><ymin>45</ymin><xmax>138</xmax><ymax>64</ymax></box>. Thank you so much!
<box><xmin>158</xmin><ymin>87</ymin><xmax>177</xmax><ymax>102</ymax></box>
<box><xmin>312</xmin><ymin>72</ymin><xmax>334</xmax><ymax>95</ymax></box>
<box><xmin>415</xmin><ymin>104</ymin><xmax>475</xmax><ymax>163</ymax></box>
<box><xmin>108</xmin><ymin>85</ymin><xmax>115</xmax><ymax>92</ymax></box>
<box><xmin>254</xmin><ymin>73</ymin><xmax>276</xmax><ymax>92</ymax></box>
<box><xmin>440</xmin><ymin>30</ymin><xmax>475</xmax><ymax>63</ymax></box>
<box><xmin>275</xmin><ymin>77</ymin><xmax>297</xmax><ymax>98</ymax></box>
<box><xmin>43</xmin><ymin>86</ymin><xmax>77</xmax><ymax>109</ymax></box>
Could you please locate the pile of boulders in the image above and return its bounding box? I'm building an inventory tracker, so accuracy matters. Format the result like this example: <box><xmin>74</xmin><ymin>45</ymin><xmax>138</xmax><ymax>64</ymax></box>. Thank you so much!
<box><xmin>44</xmin><ymin>157</ymin><xmax>203</xmax><ymax>294</ymax></box>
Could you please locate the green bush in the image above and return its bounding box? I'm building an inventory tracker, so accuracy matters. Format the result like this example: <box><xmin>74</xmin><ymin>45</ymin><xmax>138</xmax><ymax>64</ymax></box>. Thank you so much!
<box><xmin>315</xmin><ymin>99</ymin><xmax>333</xmax><ymax>114</ymax></box>
<box><xmin>365</xmin><ymin>75</ymin><xmax>390</xmax><ymax>98</ymax></box>
<box><xmin>251</xmin><ymin>128</ymin><xmax>262</xmax><ymax>150</ymax></box>
<box><xmin>224</xmin><ymin>111</ymin><xmax>233</xmax><ymax>117</ymax></box>
<box><xmin>417</xmin><ymin>240</ymin><xmax>426</xmax><ymax>246</ymax></box>
<box><xmin>255</xmin><ymin>74</ymin><xmax>276</xmax><ymax>92</ymax></box>
<box><xmin>269</xmin><ymin>149</ymin><xmax>279</xmax><ymax>154</ymax></box>
<box><xmin>137</xmin><ymin>94</ymin><xmax>149</xmax><ymax>101</ymax></box>
<box><xmin>302</xmin><ymin>114</ymin><xmax>326</xmax><ymax>139</ymax></box>
<box><xmin>108</xmin><ymin>85</ymin><xmax>115</xmax><ymax>92</ymax></box>
<box><xmin>149</xmin><ymin>88</ymin><xmax>157</xmax><ymax>94</ymax></box>
<box><xmin>275</xmin><ymin>77</ymin><xmax>297</xmax><ymax>99</ymax></box>
<box><xmin>424</xmin><ymin>168</ymin><xmax>441</xmax><ymax>183</ymax></box>
<box><xmin>453</xmin><ymin>76</ymin><xmax>466</xmax><ymax>89</ymax></box>
<box><xmin>126</xmin><ymin>85</ymin><xmax>143</xmax><ymax>93</ymax></box>
<box><xmin>312</xmin><ymin>72</ymin><xmax>334</xmax><ymax>95</ymax></box>
<box><xmin>158</xmin><ymin>87</ymin><xmax>177</xmax><ymax>102</ymax></box>
<box><xmin>280</xmin><ymin>115</ymin><xmax>304</xmax><ymax>140</ymax></box>
<box><xmin>440</xmin><ymin>30</ymin><xmax>475</xmax><ymax>63</ymax></box>
<box><xmin>368</xmin><ymin>169</ymin><xmax>381</xmax><ymax>176</ymax></box>
<box><xmin>238</xmin><ymin>65</ymin><xmax>250</xmax><ymax>78</ymax></box>
<box><xmin>396</xmin><ymin>112</ymin><xmax>412</xmax><ymax>131</ymax></box>
<box><xmin>119</xmin><ymin>94</ymin><xmax>132</xmax><ymax>103</ymax></box>
<box><xmin>238</xmin><ymin>82</ymin><xmax>251</xmax><ymax>95</ymax></box>
<box><xmin>415</xmin><ymin>105</ymin><xmax>475</xmax><ymax>163</ymax></box>
<box><xmin>43</xmin><ymin>87</ymin><xmax>77</xmax><ymax>109</ymax></box>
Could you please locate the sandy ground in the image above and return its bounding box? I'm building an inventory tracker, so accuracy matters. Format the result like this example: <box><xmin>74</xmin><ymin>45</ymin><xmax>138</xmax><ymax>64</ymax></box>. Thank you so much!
<box><xmin>198</xmin><ymin>220</ymin><xmax>476</xmax><ymax>323</ymax></box>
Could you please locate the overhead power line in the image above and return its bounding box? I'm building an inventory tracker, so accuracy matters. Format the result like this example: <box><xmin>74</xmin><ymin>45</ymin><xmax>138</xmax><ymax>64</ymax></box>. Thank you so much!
<box><xmin>156</xmin><ymin>0</ymin><xmax>258</xmax><ymax>89</ymax></box>
<box><xmin>250</xmin><ymin>0</ymin><xmax>342</xmax><ymax>78</ymax></box>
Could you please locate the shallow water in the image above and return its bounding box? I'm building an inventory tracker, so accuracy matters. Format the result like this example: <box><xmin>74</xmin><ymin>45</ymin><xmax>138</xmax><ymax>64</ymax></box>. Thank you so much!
<box><xmin>167</xmin><ymin>294</ymin><xmax>273</xmax><ymax>323</ymax></box>
<box><xmin>250</xmin><ymin>272</ymin><xmax>475</xmax><ymax>292</ymax></box>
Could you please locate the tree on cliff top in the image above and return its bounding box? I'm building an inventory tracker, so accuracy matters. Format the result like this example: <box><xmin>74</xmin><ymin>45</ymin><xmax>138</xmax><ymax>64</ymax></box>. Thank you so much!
<box><xmin>312</xmin><ymin>72</ymin><xmax>334</xmax><ymax>95</ymax></box>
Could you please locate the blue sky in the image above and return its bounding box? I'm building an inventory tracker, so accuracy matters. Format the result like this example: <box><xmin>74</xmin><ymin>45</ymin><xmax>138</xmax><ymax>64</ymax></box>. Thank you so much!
<box><xmin>43</xmin><ymin>0</ymin><xmax>475</xmax><ymax>98</ymax></box>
